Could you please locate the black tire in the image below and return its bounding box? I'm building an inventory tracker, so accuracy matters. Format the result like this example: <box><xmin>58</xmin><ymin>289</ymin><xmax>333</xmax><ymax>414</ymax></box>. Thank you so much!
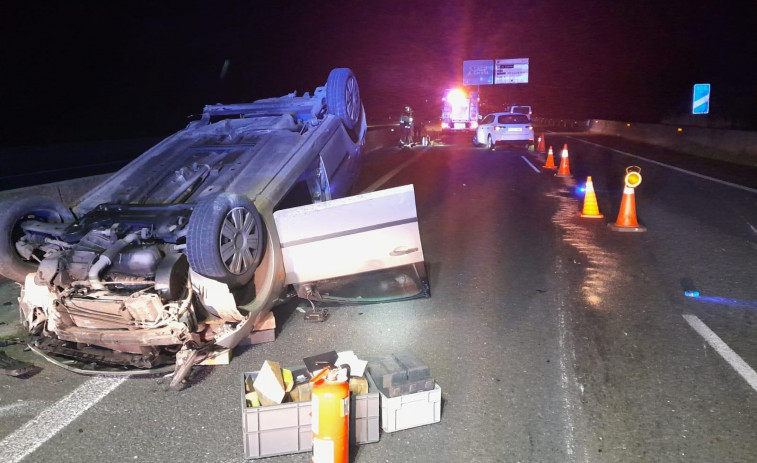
<box><xmin>472</xmin><ymin>135</ymin><xmax>480</xmax><ymax>147</ymax></box>
<box><xmin>0</xmin><ymin>196</ymin><xmax>74</xmax><ymax>282</ymax></box>
<box><xmin>487</xmin><ymin>135</ymin><xmax>495</xmax><ymax>151</ymax></box>
<box><xmin>326</xmin><ymin>68</ymin><xmax>361</xmax><ymax>130</ymax></box>
<box><xmin>186</xmin><ymin>193</ymin><xmax>264</xmax><ymax>289</ymax></box>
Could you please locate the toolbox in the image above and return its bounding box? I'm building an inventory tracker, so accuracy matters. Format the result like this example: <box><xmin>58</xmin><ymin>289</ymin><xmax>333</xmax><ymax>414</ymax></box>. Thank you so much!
<box><xmin>241</xmin><ymin>368</ymin><xmax>379</xmax><ymax>459</ymax></box>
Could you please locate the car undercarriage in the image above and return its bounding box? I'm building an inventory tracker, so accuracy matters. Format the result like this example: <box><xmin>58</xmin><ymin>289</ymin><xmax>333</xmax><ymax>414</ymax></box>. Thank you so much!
<box><xmin>1</xmin><ymin>68</ymin><xmax>371</xmax><ymax>386</ymax></box>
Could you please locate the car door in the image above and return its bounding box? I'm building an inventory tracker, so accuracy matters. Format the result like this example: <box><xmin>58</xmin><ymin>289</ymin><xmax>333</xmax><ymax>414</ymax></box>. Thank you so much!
<box><xmin>273</xmin><ymin>184</ymin><xmax>428</xmax><ymax>302</ymax></box>
<box><xmin>479</xmin><ymin>114</ymin><xmax>495</xmax><ymax>143</ymax></box>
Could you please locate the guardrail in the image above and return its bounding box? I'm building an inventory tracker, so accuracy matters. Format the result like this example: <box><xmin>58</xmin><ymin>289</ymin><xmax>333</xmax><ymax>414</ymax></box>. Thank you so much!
<box><xmin>533</xmin><ymin>117</ymin><xmax>590</xmax><ymax>130</ymax></box>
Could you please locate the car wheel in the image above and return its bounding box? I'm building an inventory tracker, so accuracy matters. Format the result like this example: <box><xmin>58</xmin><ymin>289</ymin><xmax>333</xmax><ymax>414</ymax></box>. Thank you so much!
<box><xmin>326</xmin><ymin>68</ymin><xmax>361</xmax><ymax>130</ymax></box>
<box><xmin>487</xmin><ymin>135</ymin><xmax>495</xmax><ymax>151</ymax></box>
<box><xmin>472</xmin><ymin>135</ymin><xmax>480</xmax><ymax>147</ymax></box>
<box><xmin>0</xmin><ymin>196</ymin><xmax>75</xmax><ymax>282</ymax></box>
<box><xmin>186</xmin><ymin>193</ymin><xmax>264</xmax><ymax>289</ymax></box>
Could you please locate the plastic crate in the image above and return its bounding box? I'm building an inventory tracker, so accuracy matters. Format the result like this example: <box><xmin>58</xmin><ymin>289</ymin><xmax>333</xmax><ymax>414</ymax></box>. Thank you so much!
<box><xmin>242</xmin><ymin>370</ymin><xmax>379</xmax><ymax>459</ymax></box>
<box><xmin>366</xmin><ymin>371</ymin><xmax>441</xmax><ymax>433</ymax></box>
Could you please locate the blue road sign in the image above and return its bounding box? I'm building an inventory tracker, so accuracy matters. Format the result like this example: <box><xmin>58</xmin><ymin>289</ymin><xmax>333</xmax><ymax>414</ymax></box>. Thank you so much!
<box><xmin>692</xmin><ymin>84</ymin><xmax>710</xmax><ymax>115</ymax></box>
<box><xmin>463</xmin><ymin>60</ymin><xmax>494</xmax><ymax>85</ymax></box>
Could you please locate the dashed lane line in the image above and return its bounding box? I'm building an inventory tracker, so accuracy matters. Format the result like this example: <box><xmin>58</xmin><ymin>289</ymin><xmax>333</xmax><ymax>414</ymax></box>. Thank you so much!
<box><xmin>683</xmin><ymin>314</ymin><xmax>757</xmax><ymax>393</ymax></box>
<box><xmin>0</xmin><ymin>377</ymin><xmax>126</xmax><ymax>463</ymax></box>
<box><xmin>520</xmin><ymin>155</ymin><xmax>542</xmax><ymax>173</ymax></box>
<box><xmin>361</xmin><ymin>147</ymin><xmax>431</xmax><ymax>194</ymax></box>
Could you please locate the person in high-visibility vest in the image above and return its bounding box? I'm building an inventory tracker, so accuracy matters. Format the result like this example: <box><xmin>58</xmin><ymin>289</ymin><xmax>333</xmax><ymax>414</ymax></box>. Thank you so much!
<box><xmin>399</xmin><ymin>106</ymin><xmax>414</xmax><ymax>146</ymax></box>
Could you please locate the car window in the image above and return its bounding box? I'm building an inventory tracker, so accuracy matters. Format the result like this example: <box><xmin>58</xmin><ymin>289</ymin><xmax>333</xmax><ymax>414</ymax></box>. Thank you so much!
<box><xmin>481</xmin><ymin>115</ymin><xmax>495</xmax><ymax>125</ymax></box>
<box><xmin>512</xmin><ymin>106</ymin><xmax>531</xmax><ymax>114</ymax></box>
<box><xmin>497</xmin><ymin>115</ymin><xmax>530</xmax><ymax>124</ymax></box>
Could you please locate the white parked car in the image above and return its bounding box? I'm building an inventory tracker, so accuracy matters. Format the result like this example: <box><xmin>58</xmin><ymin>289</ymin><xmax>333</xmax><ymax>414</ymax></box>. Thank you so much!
<box><xmin>473</xmin><ymin>113</ymin><xmax>534</xmax><ymax>150</ymax></box>
<box><xmin>504</xmin><ymin>105</ymin><xmax>533</xmax><ymax>120</ymax></box>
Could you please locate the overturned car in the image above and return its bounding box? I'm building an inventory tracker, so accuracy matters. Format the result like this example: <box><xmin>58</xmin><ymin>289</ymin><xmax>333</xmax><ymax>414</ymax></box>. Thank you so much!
<box><xmin>1</xmin><ymin>69</ymin><xmax>428</xmax><ymax>385</ymax></box>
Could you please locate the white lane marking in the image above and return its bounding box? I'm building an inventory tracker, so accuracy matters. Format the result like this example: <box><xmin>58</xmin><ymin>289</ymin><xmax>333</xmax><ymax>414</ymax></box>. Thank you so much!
<box><xmin>683</xmin><ymin>314</ymin><xmax>757</xmax><ymax>392</ymax></box>
<box><xmin>557</xmin><ymin>306</ymin><xmax>577</xmax><ymax>459</ymax></box>
<box><xmin>361</xmin><ymin>147</ymin><xmax>431</xmax><ymax>194</ymax></box>
<box><xmin>748</xmin><ymin>222</ymin><xmax>757</xmax><ymax>236</ymax></box>
<box><xmin>520</xmin><ymin>155</ymin><xmax>541</xmax><ymax>173</ymax></box>
<box><xmin>553</xmin><ymin>257</ymin><xmax>582</xmax><ymax>462</ymax></box>
<box><xmin>0</xmin><ymin>377</ymin><xmax>126</xmax><ymax>463</ymax></box>
<box><xmin>564</xmin><ymin>136</ymin><xmax>757</xmax><ymax>194</ymax></box>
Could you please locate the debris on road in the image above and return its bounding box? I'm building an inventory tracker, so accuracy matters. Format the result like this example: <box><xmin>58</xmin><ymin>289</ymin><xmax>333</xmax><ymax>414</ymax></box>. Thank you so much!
<box><xmin>0</xmin><ymin>350</ymin><xmax>35</xmax><ymax>376</ymax></box>
<box><xmin>239</xmin><ymin>311</ymin><xmax>276</xmax><ymax>346</ymax></box>
<box><xmin>198</xmin><ymin>348</ymin><xmax>231</xmax><ymax>366</ymax></box>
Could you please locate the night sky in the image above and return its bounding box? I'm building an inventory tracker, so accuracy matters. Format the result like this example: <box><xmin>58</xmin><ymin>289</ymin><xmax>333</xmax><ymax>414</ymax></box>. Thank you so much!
<box><xmin>1</xmin><ymin>0</ymin><xmax>756</xmax><ymax>147</ymax></box>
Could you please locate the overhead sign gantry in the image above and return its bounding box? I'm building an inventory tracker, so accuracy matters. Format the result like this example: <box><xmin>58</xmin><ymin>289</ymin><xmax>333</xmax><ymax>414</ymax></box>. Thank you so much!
<box><xmin>463</xmin><ymin>58</ymin><xmax>529</xmax><ymax>86</ymax></box>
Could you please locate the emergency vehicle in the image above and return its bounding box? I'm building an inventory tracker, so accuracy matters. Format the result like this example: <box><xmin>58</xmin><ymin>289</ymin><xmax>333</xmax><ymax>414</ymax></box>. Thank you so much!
<box><xmin>441</xmin><ymin>88</ymin><xmax>479</xmax><ymax>132</ymax></box>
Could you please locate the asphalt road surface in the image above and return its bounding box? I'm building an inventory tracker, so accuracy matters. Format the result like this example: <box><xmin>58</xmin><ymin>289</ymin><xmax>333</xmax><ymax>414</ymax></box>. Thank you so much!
<box><xmin>1</xmin><ymin>131</ymin><xmax>756</xmax><ymax>462</ymax></box>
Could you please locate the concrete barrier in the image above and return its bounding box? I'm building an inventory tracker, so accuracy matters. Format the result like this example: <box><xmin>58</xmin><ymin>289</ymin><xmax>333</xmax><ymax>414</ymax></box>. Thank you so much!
<box><xmin>0</xmin><ymin>173</ymin><xmax>111</xmax><ymax>205</ymax></box>
<box><xmin>587</xmin><ymin>120</ymin><xmax>757</xmax><ymax>166</ymax></box>
<box><xmin>534</xmin><ymin>117</ymin><xmax>757</xmax><ymax>167</ymax></box>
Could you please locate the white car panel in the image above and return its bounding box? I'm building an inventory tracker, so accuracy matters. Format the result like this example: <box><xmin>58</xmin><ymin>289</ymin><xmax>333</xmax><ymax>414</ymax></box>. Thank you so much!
<box><xmin>274</xmin><ymin>184</ymin><xmax>424</xmax><ymax>285</ymax></box>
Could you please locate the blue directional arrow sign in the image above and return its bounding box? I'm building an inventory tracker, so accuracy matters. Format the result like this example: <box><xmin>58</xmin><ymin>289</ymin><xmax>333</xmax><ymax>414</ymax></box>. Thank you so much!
<box><xmin>692</xmin><ymin>84</ymin><xmax>710</xmax><ymax>115</ymax></box>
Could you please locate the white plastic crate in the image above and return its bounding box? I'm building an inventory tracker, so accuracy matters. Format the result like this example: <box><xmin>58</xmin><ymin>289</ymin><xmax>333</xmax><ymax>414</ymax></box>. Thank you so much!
<box><xmin>242</xmin><ymin>370</ymin><xmax>379</xmax><ymax>459</ymax></box>
<box><xmin>366</xmin><ymin>372</ymin><xmax>441</xmax><ymax>432</ymax></box>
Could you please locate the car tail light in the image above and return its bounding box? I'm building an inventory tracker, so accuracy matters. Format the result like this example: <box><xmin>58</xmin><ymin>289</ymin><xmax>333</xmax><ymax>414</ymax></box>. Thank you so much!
<box><xmin>527</xmin><ymin>126</ymin><xmax>533</xmax><ymax>130</ymax></box>
<box><xmin>494</xmin><ymin>126</ymin><xmax>501</xmax><ymax>131</ymax></box>
<box><xmin>440</xmin><ymin>122</ymin><xmax>446</xmax><ymax>130</ymax></box>
<box><xmin>470</xmin><ymin>122</ymin><xmax>478</xmax><ymax>129</ymax></box>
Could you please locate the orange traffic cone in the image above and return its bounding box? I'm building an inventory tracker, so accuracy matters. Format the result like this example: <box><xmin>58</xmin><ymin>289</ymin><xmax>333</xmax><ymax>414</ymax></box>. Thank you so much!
<box><xmin>542</xmin><ymin>146</ymin><xmax>557</xmax><ymax>169</ymax></box>
<box><xmin>537</xmin><ymin>135</ymin><xmax>546</xmax><ymax>153</ymax></box>
<box><xmin>555</xmin><ymin>144</ymin><xmax>573</xmax><ymax>177</ymax></box>
<box><xmin>608</xmin><ymin>171</ymin><xmax>646</xmax><ymax>232</ymax></box>
<box><xmin>580</xmin><ymin>176</ymin><xmax>603</xmax><ymax>218</ymax></box>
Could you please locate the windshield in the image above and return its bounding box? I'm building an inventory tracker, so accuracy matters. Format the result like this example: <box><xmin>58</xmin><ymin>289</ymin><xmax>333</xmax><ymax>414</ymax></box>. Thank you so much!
<box><xmin>497</xmin><ymin>114</ymin><xmax>531</xmax><ymax>124</ymax></box>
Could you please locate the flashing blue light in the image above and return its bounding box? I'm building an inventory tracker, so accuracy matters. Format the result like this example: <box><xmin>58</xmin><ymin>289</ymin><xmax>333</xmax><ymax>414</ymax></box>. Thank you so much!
<box><xmin>692</xmin><ymin>296</ymin><xmax>757</xmax><ymax>311</ymax></box>
<box><xmin>684</xmin><ymin>290</ymin><xmax>700</xmax><ymax>298</ymax></box>
<box><xmin>578</xmin><ymin>186</ymin><xmax>586</xmax><ymax>194</ymax></box>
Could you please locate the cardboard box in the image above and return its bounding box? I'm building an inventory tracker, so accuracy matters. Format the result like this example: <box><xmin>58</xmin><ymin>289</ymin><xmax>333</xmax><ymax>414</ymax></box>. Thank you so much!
<box><xmin>253</xmin><ymin>360</ymin><xmax>286</xmax><ymax>404</ymax></box>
